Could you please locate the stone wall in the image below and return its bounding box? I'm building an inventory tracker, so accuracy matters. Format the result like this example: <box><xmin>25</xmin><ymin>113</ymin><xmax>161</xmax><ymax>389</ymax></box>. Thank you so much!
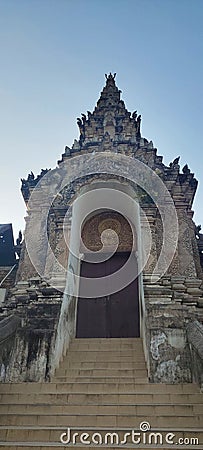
<box><xmin>144</xmin><ymin>275</ymin><xmax>203</xmax><ymax>383</ymax></box>
<box><xmin>0</xmin><ymin>279</ymin><xmax>63</xmax><ymax>382</ymax></box>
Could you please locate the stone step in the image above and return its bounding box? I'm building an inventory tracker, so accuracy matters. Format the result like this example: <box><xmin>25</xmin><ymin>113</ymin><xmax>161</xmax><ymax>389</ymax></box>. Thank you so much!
<box><xmin>53</xmin><ymin>378</ymin><xmax>150</xmax><ymax>384</ymax></box>
<box><xmin>55</xmin><ymin>363</ymin><xmax>147</xmax><ymax>378</ymax></box>
<box><xmin>68</xmin><ymin>343</ymin><xmax>144</xmax><ymax>352</ymax></box>
<box><xmin>64</xmin><ymin>350</ymin><xmax>145</xmax><ymax>358</ymax></box>
<box><xmin>50</xmin><ymin>378</ymin><xmax>200</xmax><ymax>388</ymax></box>
<box><xmin>53</xmin><ymin>369</ymin><xmax>148</xmax><ymax>378</ymax></box>
<box><xmin>60</xmin><ymin>357</ymin><xmax>146</xmax><ymax>369</ymax></box>
<box><xmin>57</xmin><ymin>358</ymin><xmax>146</xmax><ymax>369</ymax></box>
<box><xmin>60</xmin><ymin>358</ymin><xmax>146</xmax><ymax>369</ymax></box>
<box><xmin>73</xmin><ymin>338</ymin><xmax>142</xmax><ymax>343</ymax></box>
<box><xmin>66</xmin><ymin>348</ymin><xmax>144</xmax><ymax>354</ymax></box>
<box><xmin>0</xmin><ymin>427</ymin><xmax>202</xmax><ymax>446</ymax></box>
<box><xmin>1</xmin><ymin>403</ymin><xmax>203</xmax><ymax>416</ymax></box>
<box><xmin>1</xmin><ymin>392</ymin><xmax>202</xmax><ymax>404</ymax></box>
<box><xmin>0</xmin><ymin>382</ymin><xmax>200</xmax><ymax>394</ymax></box>
<box><xmin>0</xmin><ymin>334</ymin><xmax>202</xmax><ymax>448</ymax></box>
<box><xmin>0</xmin><ymin>413</ymin><xmax>201</xmax><ymax>428</ymax></box>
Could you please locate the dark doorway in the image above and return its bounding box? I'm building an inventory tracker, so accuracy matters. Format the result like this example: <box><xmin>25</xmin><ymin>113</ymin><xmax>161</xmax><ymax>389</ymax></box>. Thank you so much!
<box><xmin>76</xmin><ymin>252</ymin><xmax>139</xmax><ymax>338</ymax></box>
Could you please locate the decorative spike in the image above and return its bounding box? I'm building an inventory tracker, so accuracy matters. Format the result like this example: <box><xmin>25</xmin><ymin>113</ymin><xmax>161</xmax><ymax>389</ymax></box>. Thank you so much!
<box><xmin>183</xmin><ymin>164</ymin><xmax>190</xmax><ymax>174</ymax></box>
<box><xmin>169</xmin><ymin>157</ymin><xmax>180</xmax><ymax>169</ymax></box>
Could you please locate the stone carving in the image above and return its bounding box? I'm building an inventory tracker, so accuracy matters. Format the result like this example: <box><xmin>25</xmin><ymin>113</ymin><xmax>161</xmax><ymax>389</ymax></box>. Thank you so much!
<box><xmin>137</xmin><ymin>114</ymin><xmax>141</xmax><ymax>134</ymax></box>
<box><xmin>16</xmin><ymin>231</ymin><xmax>22</xmax><ymax>247</ymax></box>
<box><xmin>81</xmin><ymin>211</ymin><xmax>135</xmax><ymax>253</ymax></box>
<box><xmin>196</xmin><ymin>225</ymin><xmax>201</xmax><ymax>236</ymax></box>
<box><xmin>77</xmin><ymin>117</ymin><xmax>82</xmax><ymax>127</ymax></box>
<box><xmin>81</xmin><ymin>113</ymin><xmax>87</xmax><ymax>123</ymax></box>
<box><xmin>169</xmin><ymin>156</ymin><xmax>180</xmax><ymax>169</ymax></box>
<box><xmin>27</xmin><ymin>172</ymin><xmax>34</xmax><ymax>182</ymax></box>
<box><xmin>105</xmin><ymin>72</ymin><xmax>116</xmax><ymax>80</ymax></box>
<box><xmin>183</xmin><ymin>164</ymin><xmax>190</xmax><ymax>174</ymax></box>
<box><xmin>64</xmin><ymin>146</ymin><xmax>71</xmax><ymax>156</ymax></box>
<box><xmin>15</xmin><ymin>231</ymin><xmax>23</xmax><ymax>258</ymax></box>
<box><xmin>21</xmin><ymin>169</ymin><xmax>50</xmax><ymax>202</ymax></box>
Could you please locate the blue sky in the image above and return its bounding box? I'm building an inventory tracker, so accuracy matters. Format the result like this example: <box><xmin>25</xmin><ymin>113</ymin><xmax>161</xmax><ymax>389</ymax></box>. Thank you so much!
<box><xmin>0</xmin><ymin>0</ymin><xmax>203</xmax><ymax>239</ymax></box>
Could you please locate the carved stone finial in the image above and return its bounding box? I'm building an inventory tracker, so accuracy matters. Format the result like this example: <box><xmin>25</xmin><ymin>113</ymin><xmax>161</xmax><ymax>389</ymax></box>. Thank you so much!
<box><xmin>77</xmin><ymin>117</ymin><xmax>82</xmax><ymax>130</ymax></box>
<box><xmin>173</xmin><ymin>157</ymin><xmax>180</xmax><ymax>165</ymax></box>
<box><xmin>81</xmin><ymin>113</ymin><xmax>87</xmax><ymax>123</ymax></box>
<box><xmin>16</xmin><ymin>230</ymin><xmax>22</xmax><ymax>246</ymax></box>
<box><xmin>105</xmin><ymin>72</ymin><xmax>116</xmax><ymax>81</ymax></box>
<box><xmin>196</xmin><ymin>224</ymin><xmax>201</xmax><ymax>236</ymax></box>
<box><xmin>137</xmin><ymin>114</ymin><xmax>141</xmax><ymax>135</ymax></box>
<box><xmin>169</xmin><ymin>156</ymin><xmax>180</xmax><ymax>169</ymax></box>
<box><xmin>183</xmin><ymin>164</ymin><xmax>190</xmax><ymax>175</ymax></box>
<box><xmin>65</xmin><ymin>146</ymin><xmax>71</xmax><ymax>156</ymax></box>
<box><xmin>15</xmin><ymin>230</ymin><xmax>23</xmax><ymax>257</ymax></box>
<box><xmin>27</xmin><ymin>172</ymin><xmax>34</xmax><ymax>182</ymax></box>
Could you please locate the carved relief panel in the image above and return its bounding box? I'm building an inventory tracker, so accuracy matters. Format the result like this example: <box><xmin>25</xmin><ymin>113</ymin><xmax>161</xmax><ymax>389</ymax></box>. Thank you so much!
<box><xmin>81</xmin><ymin>211</ymin><xmax>136</xmax><ymax>253</ymax></box>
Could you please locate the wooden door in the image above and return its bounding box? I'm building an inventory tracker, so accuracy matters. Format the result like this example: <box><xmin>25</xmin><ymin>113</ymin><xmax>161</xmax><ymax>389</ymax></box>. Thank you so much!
<box><xmin>76</xmin><ymin>252</ymin><xmax>139</xmax><ymax>338</ymax></box>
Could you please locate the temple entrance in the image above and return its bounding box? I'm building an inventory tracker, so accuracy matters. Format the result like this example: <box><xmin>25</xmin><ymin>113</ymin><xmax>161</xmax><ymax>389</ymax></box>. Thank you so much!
<box><xmin>76</xmin><ymin>251</ymin><xmax>139</xmax><ymax>338</ymax></box>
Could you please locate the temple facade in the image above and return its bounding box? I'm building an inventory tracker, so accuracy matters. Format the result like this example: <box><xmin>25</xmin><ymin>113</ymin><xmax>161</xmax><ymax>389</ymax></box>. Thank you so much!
<box><xmin>0</xmin><ymin>73</ymin><xmax>203</xmax><ymax>386</ymax></box>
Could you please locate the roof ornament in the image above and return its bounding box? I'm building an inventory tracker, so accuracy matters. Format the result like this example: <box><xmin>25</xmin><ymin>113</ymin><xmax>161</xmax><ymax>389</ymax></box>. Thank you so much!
<box><xmin>169</xmin><ymin>156</ymin><xmax>180</xmax><ymax>170</ymax></box>
<box><xmin>105</xmin><ymin>72</ymin><xmax>116</xmax><ymax>80</ymax></box>
<box><xmin>182</xmin><ymin>164</ymin><xmax>191</xmax><ymax>175</ymax></box>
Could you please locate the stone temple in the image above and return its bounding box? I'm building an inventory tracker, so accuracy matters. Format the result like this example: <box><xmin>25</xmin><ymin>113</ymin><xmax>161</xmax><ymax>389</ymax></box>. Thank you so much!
<box><xmin>0</xmin><ymin>73</ymin><xmax>203</xmax><ymax>447</ymax></box>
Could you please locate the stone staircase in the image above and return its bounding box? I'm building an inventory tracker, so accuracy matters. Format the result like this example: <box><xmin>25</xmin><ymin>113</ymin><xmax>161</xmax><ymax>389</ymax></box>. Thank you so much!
<box><xmin>0</xmin><ymin>338</ymin><xmax>202</xmax><ymax>449</ymax></box>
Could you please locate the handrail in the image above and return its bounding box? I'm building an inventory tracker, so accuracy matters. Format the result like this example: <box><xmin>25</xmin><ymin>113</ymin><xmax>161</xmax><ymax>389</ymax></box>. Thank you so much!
<box><xmin>0</xmin><ymin>264</ymin><xmax>17</xmax><ymax>288</ymax></box>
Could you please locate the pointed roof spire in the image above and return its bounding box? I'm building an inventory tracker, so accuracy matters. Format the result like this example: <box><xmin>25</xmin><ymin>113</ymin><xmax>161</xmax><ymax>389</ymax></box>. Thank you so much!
<box><xmin>71</xmin><ymin>74</ymin><xmax>142</xmax><ymax>153</ymax></box>
<box><xmin>94</xmin><ymin>73</ymin><xmax>122</xmax><ymax>113</ymax></box>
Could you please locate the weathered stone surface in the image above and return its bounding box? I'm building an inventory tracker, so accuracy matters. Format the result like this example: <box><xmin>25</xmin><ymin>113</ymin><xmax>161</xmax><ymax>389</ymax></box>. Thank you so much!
<box><xmin>0</xmin><ymin>315</ymin><xmax>21</xmax><ymax>342</ymax></box>
<box><xmin>187</xmin><ymin>320</ymin><xmax>203</xmax><ymax>359</ymax></box>
<box><xmin>1</xmin><ymin>74</ymin><xmax>203</xmax><ymax>384</ymax></box>
<box><xmin>187</xmin><ymin>321</ymin><xmax>203</xmax><ymax>388</ymax></box>
<box><xmin>143</xmin><ymin>275</ymin><xmax>203</xmax><ymax>383</ymax></box>
<box><xmin>0</xmin><ymin>278</ymin><xmax>63</xmax><ymax>382</ymax></box>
